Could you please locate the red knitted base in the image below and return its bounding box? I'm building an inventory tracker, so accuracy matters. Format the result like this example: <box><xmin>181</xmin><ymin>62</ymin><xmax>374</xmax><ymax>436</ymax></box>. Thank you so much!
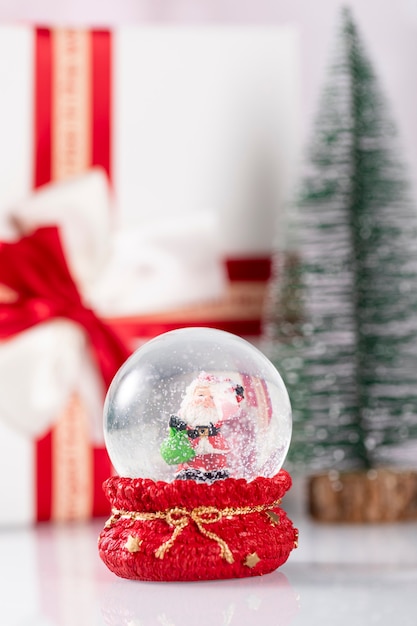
<box><xmin>98</xmin><ymin>470</ymin><xmax>298</xmax><ymax>582</ymax></box>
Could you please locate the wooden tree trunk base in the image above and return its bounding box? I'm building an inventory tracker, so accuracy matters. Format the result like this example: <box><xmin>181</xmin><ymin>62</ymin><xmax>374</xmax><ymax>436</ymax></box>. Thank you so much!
<box><xmin>308</xmin><ymin>468</ymin><xmax>417</xmax><ymax>523</ymax></box>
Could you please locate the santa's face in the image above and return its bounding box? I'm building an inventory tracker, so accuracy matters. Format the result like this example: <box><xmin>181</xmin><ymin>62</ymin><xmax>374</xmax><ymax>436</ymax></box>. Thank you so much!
<box><xmin>193</xmin><ymin>385</ymin><xmax>215</xmax><ymax>407</ymax></box>
<box><xmin>182</xmin><ymin>385</ymin><xmax>219</xmax><ymax>427</ymax></box>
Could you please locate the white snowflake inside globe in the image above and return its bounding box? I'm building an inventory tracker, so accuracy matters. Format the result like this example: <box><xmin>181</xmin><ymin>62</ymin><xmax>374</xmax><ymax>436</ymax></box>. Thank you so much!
<box><xmin>104</xmin><ymin>327</ymin><xmax>292</xmax><ymax>483</ymax></box>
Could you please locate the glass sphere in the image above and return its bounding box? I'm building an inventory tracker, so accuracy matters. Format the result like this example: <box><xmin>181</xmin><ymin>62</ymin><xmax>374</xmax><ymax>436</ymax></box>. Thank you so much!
<box><xmin>104</xmin><ymin>327</ymin><xmax>292</xmax><ymax>483</ymax></box>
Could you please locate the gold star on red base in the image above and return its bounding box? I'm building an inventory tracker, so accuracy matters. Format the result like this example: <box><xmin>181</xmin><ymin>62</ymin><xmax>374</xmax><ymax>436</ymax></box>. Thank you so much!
<box><xmin>266</xmin><ymin>510</ymin><xmax>280</xmax><ymax>525</ymax></box>
<box><xmin>244</xmin><ymin>552</ymin><xmax>261</xmax><ymax>568</ymax></box>
<box><xmin>124</xmin><ymin>535</ymin><xmax>142</xmax><ymax>553</ymax></box>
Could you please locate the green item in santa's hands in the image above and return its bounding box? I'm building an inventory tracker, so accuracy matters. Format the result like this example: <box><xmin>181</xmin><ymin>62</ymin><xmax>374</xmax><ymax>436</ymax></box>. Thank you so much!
<box><xmin>160</xmin><ymin>427</ymin><xmax>196</xmax><ymax>464</ymax></box>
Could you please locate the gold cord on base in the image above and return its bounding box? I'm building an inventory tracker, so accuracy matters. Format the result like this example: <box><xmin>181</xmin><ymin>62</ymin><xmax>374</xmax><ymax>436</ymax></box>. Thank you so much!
<box><xmin>105</xmin><ymin>499</ymin><xmax>282</xmax><ymax>564</ymax></box>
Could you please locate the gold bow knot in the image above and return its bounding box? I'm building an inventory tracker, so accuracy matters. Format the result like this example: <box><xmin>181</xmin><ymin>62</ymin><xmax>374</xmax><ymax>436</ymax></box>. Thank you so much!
<box><xmin>155</xmin><ymin>505</ymin><xmax>233</xmax><ymax>563</ymax></box>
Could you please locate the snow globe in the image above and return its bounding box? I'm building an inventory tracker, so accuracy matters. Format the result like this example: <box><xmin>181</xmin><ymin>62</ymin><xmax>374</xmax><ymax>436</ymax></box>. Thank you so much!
<box><xmin>98</xmin><ymin>327</ymin><xmax>298</xmax><ymax>581</ymax></box>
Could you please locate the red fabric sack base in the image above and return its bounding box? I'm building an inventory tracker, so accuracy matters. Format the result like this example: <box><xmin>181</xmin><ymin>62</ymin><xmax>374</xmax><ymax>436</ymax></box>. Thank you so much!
<box><xmin>98</xmin><ymin>470</ymin><xmax>298</xmax><ymax>582</ymax></box>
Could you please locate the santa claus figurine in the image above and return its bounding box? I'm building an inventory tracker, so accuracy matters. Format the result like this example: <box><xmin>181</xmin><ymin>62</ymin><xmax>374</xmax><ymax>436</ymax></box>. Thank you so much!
<box><xmin>161</xmin><ymin>372</ymin><xmax>244</xmax><ymax>483</ymax></box>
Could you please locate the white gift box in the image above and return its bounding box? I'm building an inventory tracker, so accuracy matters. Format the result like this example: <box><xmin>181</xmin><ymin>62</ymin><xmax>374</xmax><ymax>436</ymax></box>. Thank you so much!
<box><xmin>0</xmin><ymin>24</ymin><xmax>300</xmax><ymax>524</ymax></box>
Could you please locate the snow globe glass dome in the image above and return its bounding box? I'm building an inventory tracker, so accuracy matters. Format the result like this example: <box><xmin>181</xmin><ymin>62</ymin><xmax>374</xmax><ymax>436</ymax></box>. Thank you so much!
<box><xmin>103</xmin><ymin>327</ymin><xmax>292</xmax><ymax>484</ymax></box>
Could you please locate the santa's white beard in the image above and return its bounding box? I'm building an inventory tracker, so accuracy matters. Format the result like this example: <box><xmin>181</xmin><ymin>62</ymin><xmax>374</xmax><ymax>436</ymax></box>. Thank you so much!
<box><xmin>182</xmin><ymin>403</ymin><xmax>220</xmax><ymax>427</ymax></box>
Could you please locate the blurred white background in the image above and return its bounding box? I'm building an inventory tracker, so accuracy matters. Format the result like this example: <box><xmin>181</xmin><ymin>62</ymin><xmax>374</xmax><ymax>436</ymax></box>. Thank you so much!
<box><xmin>0</xmin><ymin>0</ymin><xmax>416</xmax><ymax>193</ymax></box>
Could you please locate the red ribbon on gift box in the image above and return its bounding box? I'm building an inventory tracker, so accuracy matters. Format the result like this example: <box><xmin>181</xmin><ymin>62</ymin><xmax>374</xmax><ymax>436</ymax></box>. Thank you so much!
<box><xmin>0</xmin><ymin>225</ymin><xmax>131</xmax><ymax>522</ymax></box>
<box><xmin>0</xmin><ymin>225</ymin><xmax>130</xmax><ymax>388</ymax></box>
<box><xmin>26</xmin><ymin>27</ymin><xmax>117</xmax><ymax>522</ymax></box>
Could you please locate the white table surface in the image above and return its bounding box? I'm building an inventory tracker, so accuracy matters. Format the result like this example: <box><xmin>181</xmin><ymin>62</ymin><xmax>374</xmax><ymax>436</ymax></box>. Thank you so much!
<box><xmin>1</xmin><ymin>497</ymin><xmax>416</xmax><ymax>626</ymax></box>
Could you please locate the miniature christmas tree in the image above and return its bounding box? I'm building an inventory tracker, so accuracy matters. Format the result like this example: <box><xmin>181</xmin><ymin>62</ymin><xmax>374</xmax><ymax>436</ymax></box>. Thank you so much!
<box><xmin>263</xmin><ymin>7</ymin><xmax>417</xmax><ymax>520</ymax></box>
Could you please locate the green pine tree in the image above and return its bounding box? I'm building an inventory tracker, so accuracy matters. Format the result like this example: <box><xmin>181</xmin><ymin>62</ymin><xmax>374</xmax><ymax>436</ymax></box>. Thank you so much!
<box><xmin>264</xmin><ymin>7</ymin><xmax>417</xmax><ymax>474</ymax></box>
